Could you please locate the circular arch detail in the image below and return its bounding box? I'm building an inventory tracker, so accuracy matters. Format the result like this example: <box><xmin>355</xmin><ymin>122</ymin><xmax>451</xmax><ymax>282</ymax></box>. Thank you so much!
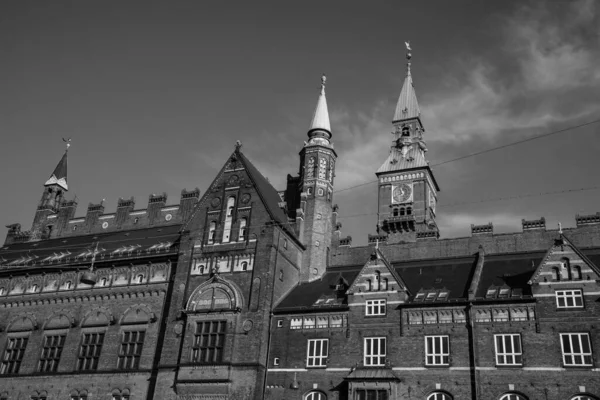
<box><xmin>427</xmin><ymin>391</ymin><xmax>453</xmax><ymax>400</ymax></box>
<box><xmin>571</xmin><ymin>396</ymin><xmax>599</xmax><ymax>400</ymax></box>
<box><xmin>43</xmin><ymin>309</ymin><xmax>76</xmax><ymax>330</ymax></box>
<box><xmin>499</xmin><ymin>393</ymin><xmax>529</xmax><ymax>400</ymax></box>
<box><xmin>186</xmin><ymin>276</ymin><xmax>243</xmax><ymax>312</ymax></box>
<box><xmin>304</xmin><ymin>390</ymin><xmax>327</xmax><ymax>400</ymax></box>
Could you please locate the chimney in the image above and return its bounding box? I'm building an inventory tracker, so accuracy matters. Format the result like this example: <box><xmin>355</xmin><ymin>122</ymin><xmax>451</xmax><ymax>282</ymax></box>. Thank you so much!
<box><xmin>147</xmin><ymin>193</ymin><xmax>167</xmax><ymax>225</ymax></box>
<box><xmin>85</xmin><ymin>202</ymin><xmax>105</xmax><ymax>232</ymax></box>
<box><xmin>116</xmin><ymin>197</ymin><xmax>135</xmax><ymax>227</ymax></box>
<box><xmin>179</xmin><ymin>188</ymin><xmax>200</xmax><ymax>221</ymax></box>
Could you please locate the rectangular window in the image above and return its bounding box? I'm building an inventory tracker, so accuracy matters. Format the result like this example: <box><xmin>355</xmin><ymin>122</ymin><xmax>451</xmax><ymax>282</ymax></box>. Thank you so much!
<box><xmin>364</xmin><ymin>337</ymin><xmax>386</xmax><ymax>366</ymax></box>
<box><xmin>306</xmin><ymin>339</ymin><xmax>328</xmax><ymax>367</ymax></box>
<box><xmin>556</xmin><ymin>290</ymin><xmax>584</xmax><ymax>309</ymax></box>
<box><xmin>425</xmin><ymin>335</ymin><xmax>450</xmax><ymax>366</ymax></box>
<box><xmin>560</xmin><ymin>333</ymin><xmax>593</xmax><ymax>366</ymax></box>
<box><xmin>38</xmin><ymin>334</ymin><xmax>66</xmax><ymax>372</ymax></box>
<box><xmin>117</xmin><ymin>331</ymin><xmax>145</xmax><ymax>370</ymax></box>
<box><xmin>365</xmin><ymin>299</ymin><xmax>386</xmax><ymax>316</ymax></box>
<box><xmin>192</xmin><ymin>321</ymin><xmax>226</xmax><ymax>364</ymax></box>
<box><xmin>77</xmin><ymin>332</ymin><xmax>105</xmax><ymax>371</ymax></box>
<box><xmin>356</xmin><ymin>389</ymin><xmax>389</xmax><ymax>400</ymax></box>
<box><xmin>0</xmin><ymin>337</ymin><xmax>28</xmax><ymax>374</ymax></box>
<box><xmin>494</xmin><ymin>334</ymin><xmax>522</xmax><ymax>366</ymax></box>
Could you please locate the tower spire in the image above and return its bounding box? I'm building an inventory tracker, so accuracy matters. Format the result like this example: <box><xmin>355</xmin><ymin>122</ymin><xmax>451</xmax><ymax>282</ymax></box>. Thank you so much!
<box><xmin>393</xmin><ymin>42</ymin><xmax>421</xmax><ymax>123</ymax></box>
<box><xmin>44</xmin><ymin>139</ymin><xmax>70</xmax><ymax>191</ymax></box>
<box><xmin>308</xmin><ymin>74</ymin><xmax>331</xmax><ymax>143</ymax></box>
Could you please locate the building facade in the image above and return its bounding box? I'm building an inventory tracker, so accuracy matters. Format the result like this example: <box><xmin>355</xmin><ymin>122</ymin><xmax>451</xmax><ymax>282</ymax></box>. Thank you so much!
<box><xmin>0</xmin><ymin>49</ymin><xmax>599</xmax><ymax>400</ymax></box>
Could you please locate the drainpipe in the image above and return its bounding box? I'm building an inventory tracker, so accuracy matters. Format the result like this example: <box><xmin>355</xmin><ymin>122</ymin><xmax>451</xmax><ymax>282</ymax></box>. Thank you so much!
<box><xmin>466</xmin><ymin>302</ymin><xmax>480</xmax><ymax>400</ymax></box>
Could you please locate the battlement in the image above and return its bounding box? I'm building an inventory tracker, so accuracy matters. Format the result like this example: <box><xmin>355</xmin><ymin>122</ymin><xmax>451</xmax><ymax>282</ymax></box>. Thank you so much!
<box><xmin>522</xmin><ymin>217</ymin><xmax>546</xmax><ymax>231</ymax></box>
<box><xmin>576</xmin><ymin>212</ymin><xmax>600</xmax><ymax>226</ymax></box>
<box><xmin>4</xmin><ymin>188</ymin><xmax>201</xmax><ymax>244</ymax></box>
<box><xmin>471</xmin><ymin>222</ymin><xmax>493</xmax><ymax>235</ymax></box>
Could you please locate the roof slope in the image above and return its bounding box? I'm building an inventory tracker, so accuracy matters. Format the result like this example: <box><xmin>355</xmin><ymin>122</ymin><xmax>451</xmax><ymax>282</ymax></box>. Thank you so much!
<box><xmin>376</xmin><ymin>146</ymin><xmax>428</xmax><ymax>174</ymax></box>
<box><xmin>44</xmin><ymin>151</ymin><xmax>68</xmax><ymax>190</ymax></box>
<box><xmin>393</xmin><ymin>69</ymin><xmax>421</xmax><ymax>123</ymax></box>
<box><xmin>309</xmin><ymin>78</ymin><xmax>331</xmax><ymax>134</ymax></box>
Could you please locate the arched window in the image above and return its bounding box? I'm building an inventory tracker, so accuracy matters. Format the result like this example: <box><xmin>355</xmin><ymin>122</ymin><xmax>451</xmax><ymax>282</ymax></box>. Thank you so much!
<box><xmin>400</xmin><ymin>207</ymin><xmax>405</xmax><ymax>216</ymax></box>
<box><xmin>407</xmin><ymin>207</ymin><xmax>412</xmax><ymax>215</ymax></box>
<box><xmin>305</xmin><ymin>391</ymin><xmax>326</xmax><ymax>400</ymax></box>
<box><xmin>100</xmin><ymin>278</ymin><xmax>107</xmax><ymax>286</ymax></box>
<box><xmin>238</xmin><ymin>218</ymin><xmax>247</xmax><ymax>240</ymax></box>
<box><xmin>383</xmin><ymin>278</ymin><xmax>388</xmax><ymax>291</ymax></box>
<box><xmin>241</xmin><ymin>261</ymin><xmax>248</xmax><ymax>271</ymax></box>
<box><xmin>499</xmin><ymin>394</ymin><xmax>528</xmax><ymax>400</ymax></box>
<box><xmin>551</xmin><ymin>267</ymin><xmax>560</xmax><ymax>281</ymax></box>
<box><xmin>393</xmin><ymin>208</ymin><xmax>399</xmax><ymax>217</ymax></box>
<box><xmin>31</xmin><ymin>284</ymin><xmax>38</xmax><ymax>292</ymax></box>
<box><xmin>427</xmin><ymin>392</ymin><xmax>452</xmax><ymax>400</ymax></box>
<box><xmin>402</xmin><ymin>126</ymin><xmax>410</xmax><ymax>137</ymax></box>
<box><xmin>561</xmin><ymin>258</ymin><xmax>571</xmax><ymax>280</ymax></box>
<box><xmin>374</xmin><ymin>271</ymin><xmax>381</xmax><ymax>291</ymax></box>
<box><xmin>366</xmin><ymin>279</ymin><xmax>372</xmax><ymax>291</ymax></box>
<box><xmin>223</xmin><ymin>197</ymin><xmax>235</xmax><ymax>243</ymax></box>
<box><xmin>208</xmin><ymin>221</ymin><xmax>217</xmax><ymax>244</ymax></box>
<box><xmin>65</xmin><ymin>281</ymin><xmax>72</xmax><ymax>289</ymax></box>
<box><xmin>199</xmin><ymin>265</ymin><xmax>205</xmax><ymax>274</ymax></box>
<box><xmin>572</xmin><ymin>265</ymin><xmax>582</xmax><ymax>280</ymax></box>
<box><xmin>136</xmin><ymin>275</ymin><xmax>144</xmax><ymax>283</ymax></box>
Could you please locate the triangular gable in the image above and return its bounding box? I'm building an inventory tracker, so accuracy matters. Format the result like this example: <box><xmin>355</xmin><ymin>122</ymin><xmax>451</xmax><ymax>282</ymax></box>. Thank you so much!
<box><xmin>529</xmin><ymin>233</ymin><xmax>600</xmax><ymax>285</ymax></box>
<box><xmin>182</xmin><ymin>145</ymin><xmax>301</xmax><ymax>245</ymax></box>
<box><xmin>346</xmin><ymin>247</ymin><xmax>409</xmax><ymax>295</ymax></box>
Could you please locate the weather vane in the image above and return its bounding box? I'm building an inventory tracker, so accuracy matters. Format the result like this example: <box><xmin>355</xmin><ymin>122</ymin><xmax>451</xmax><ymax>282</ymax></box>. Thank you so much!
<box><xmin>62</xmin><ymin>137</ymin><xmax>72</xmax><ymax>151</ymax></box>
<box><xmin>321</xmin><ymin>74</ymin><xmax>326</xmax><ymax>94</ymax></box>
<box><xmin>405</xmin><ymin>41</ymin><xmax>412</xmax><ymax>74</ymax></box>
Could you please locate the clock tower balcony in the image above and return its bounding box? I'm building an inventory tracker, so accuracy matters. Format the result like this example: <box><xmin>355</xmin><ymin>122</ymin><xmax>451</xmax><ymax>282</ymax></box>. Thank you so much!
<box><xmin>382</xmin><ymin>215</ymin><xmax>415</xmax><ymax>233</ymax></box>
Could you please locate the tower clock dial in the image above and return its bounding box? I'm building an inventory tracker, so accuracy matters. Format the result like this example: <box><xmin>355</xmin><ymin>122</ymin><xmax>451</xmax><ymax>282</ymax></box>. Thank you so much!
<box><xmin>392</xmin><ymin>183</ymin><xmax>412</xmax><ymax>204</ymax></box>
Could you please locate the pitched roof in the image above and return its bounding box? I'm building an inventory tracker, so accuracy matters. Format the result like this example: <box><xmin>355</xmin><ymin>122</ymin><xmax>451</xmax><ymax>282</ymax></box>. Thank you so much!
<box><xmin>0</xmin><ymin>224</ymin><xmax>182</xmax><ymax>271</ymax></box>
<box><xmin>392</xmin><ymin>68</ymin><xmax>421</xmax><ymax>123</ymax></box>
<box><xmin>475</xmin><ymin>252</ymin><xmax>542</xmax><ymax>298</ymax></box>
<box><xmin>376</xmin><ymin>146</ymin><xmax>428</xmax><ymax>174</ymax></box>
<box><xmin>44</xmin><ymin>151</ymin><xmax>68</xmax><ymax>190</ymax></box>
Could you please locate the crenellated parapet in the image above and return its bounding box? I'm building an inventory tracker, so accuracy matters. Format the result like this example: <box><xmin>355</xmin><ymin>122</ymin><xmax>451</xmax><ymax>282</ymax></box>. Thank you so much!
<box><xmin>471</xmin><ymin>222</ymin><xmax>493</xmax><ymax>235</ymax></box>
<box><xmin>522</xmin><ymin>217</ymin><xmax>546</xmax><ymax>231</ymax></box>
<box><xmin>576</xmin><ymin>212</ymin><xmax>600</xmax><ymax>227</ymax></box>
<box><xmin>4</xmin><ymin>190</ymin><xmax>200</xmax><ymax>243</ymax></box>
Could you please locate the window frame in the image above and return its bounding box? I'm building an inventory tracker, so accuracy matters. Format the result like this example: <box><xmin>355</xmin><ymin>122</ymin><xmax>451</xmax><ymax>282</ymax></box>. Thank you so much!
<box><xmin>117</xmin><ymin>330</ymin><xmax>146</xmax><ymax>370</ymax></box>
<box><xmin>38</xmin><ymin>333</ymin><xmax>66</xmax><ymax>372</ymax></box>
<box><xmin>0</xmin><ymin>336</ymin><xmax>29</xmax><ymax>375</ymax></box>
<box><xmin>355</xmin><ymin>388</ymin><xmax>389</xmax><ymax>400</ymax></box>
<box><xmin>77</xmin><ymin>331</ymin><xmax>105</xmax><ymax>371</ymax></box>
<box><xmin>364</xmin><ymin>337</ymin><xmax>386</xmax><ymax>366</ymax></box>
<box><xmin>560</xmin><ymin>333</ymin><xmax>593</xmax><ymax>367</ymax></box>
<box><xmin>306</xmin><ymin>338</ymin><xmax>328</xmax><ymax>368</ymax></box>
<box><xmin>192</xmin><ymin>321</ymin><xmax>226</xmax><ymax>364</ymax></box>
<box><xmin>494</xmin><ymin>333</ymin><xmax>523</xmax><ymax>366</ymax></box>
<box><xmin>555</xmin><ymin>289</ymin><xmax>584</xmax><ymax>309</ymax></box>
<box><xmin>425</xmin><ymin>335</ymin><xmax>450</xmax><ymax>366</ymax></box>
<box><xmin>365</xmin><ymin>299</ymin><xmax>387</xmax><ymax>316</ymax></box>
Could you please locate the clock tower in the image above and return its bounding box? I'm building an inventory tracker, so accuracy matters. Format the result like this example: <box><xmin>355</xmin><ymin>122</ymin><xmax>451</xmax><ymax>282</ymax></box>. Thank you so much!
<box><xmin>376</xmin><ymin>44</ymin><xmax>440</xmax><ymax>243</ymax></box>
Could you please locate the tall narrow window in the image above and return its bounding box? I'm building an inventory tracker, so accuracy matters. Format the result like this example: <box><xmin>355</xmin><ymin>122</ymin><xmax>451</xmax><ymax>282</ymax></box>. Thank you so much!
<box><xmin>38</xmin><ymin>334</ymin><xmax>66</xmax><ymax>372</ymax></box>
<box><xmin>364</xmin><ymin>337</ymin><xmax>386</xmax><ymax>366</ymax></box>
<box><xmin>393</xmin><ymin>208</ymin><xmax>399</xmax><ymax>217</ymax></box>
<box><xmin>425</xmin><ymin>336</ymin><xmax>450</xmax><ymax>366</ymax></box>
<box><xmin>77</xmin><ymin>332</ymin><xmax>105</xmax><ymax>371</ymax></box>
<box><xmin>0</xmin><ymin>337</ymin><xmax>28</xmax><ymax>374</ymax></box>
<box><xmin>192</xmin><ymin>321</ymin><xmax>226</xmax><ymax>364</ymax></box>
<box><xmin>306</xmin><ymin>339</ymin><xmax>328</xmax><ymax>367</ymax></box>
<box><xmin>241</xmin><ymin>261</ymin><xmax>248</xmax><ymax>271</ymax></box>
<box><xmin>560</xmin><ymin>333</ymin><xmax>592</xmax><ymax>366</ymax></box>
<box><xmin>238</xmin><ymin>218</ymin><xmax>247</xmax><ymax>240</ymax></box>
<box><xmin>561</xmin><ymin>258</ymin><xmax>571</xmax><ymax>280</ymax></box>
<box><xmin>374</xmin><ymin>271</ymin><xmax>381</xmax><ymax>291</ymax></box>
<box><xmin>208</xmin><ymin>222</ymin><xmax>216</xmax><ymax>244</ymax></box>
<box><xmin>551</xmin><ymin>267</ymin><xmax>560</xmax><ymax>281</ymax></box>
<box><xmin>117</xmin><ymin>331</ymin><xmax>145</xmax><ymax>370</ymax></box>
<box><xmin>494</xmin><ymin>334</ymin><xmax>522</xmax><ymax>366</ymax></box>
<box><xmin>572</xmin><ymin>266</ymin><xmax>582</xmax><ymax>280</ymax></box>
<box><xmin>223</xmin><ymin>197</ymin><xmax>235</xmax><ymax>243</ymax></box>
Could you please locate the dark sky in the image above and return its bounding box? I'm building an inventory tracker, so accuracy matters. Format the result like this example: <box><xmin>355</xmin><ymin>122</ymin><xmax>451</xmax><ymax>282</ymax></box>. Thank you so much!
<box><xmin>1</xmin><ymin>0</ymin><xmax>599</xmax><ymax>245</ymax></box>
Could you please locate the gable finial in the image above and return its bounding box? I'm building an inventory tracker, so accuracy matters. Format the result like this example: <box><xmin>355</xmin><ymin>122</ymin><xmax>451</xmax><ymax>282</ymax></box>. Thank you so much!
<box><xmin>321</xmin><ymin>73</ymin><xmax>326</xmax><ymax>94</ymax></box>
<box><xmin>62</xmin><ymin>137</ymin><xmax>71</xmax><ymax>152</ymax></box>
<box><xmin>235</xmin><ymin>140</ymin><xmax>242</xmax><ymax>151</ymax></box>
<box><xmin>558</xmin><ymin>222</ymin><xmax>563</xmax><ymax>234</ymax></box>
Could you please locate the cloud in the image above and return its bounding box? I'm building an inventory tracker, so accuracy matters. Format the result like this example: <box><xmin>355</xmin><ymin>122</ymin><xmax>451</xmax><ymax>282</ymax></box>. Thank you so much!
<box><xmin>426</xmin><ymin>0</ymin><xmax>600</xmax><ymax>143</ymax></box>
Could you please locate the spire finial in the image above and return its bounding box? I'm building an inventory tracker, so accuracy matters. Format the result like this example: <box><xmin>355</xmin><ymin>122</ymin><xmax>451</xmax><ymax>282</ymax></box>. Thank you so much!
<box><xmin>321</xmin><ymin>74</ymin><xmax>326</xmax><ymax>94</ymax></box>
<box><xmin>405</xmin><ymin>41</ymin><xmax>412</xmax><ymax>75</ymax></box>
<box><xmin>235</xmin><ymin>140</ymin><xmax>242</xmax><ymax>151</ymax></box>
<box><xmin>558</xmin><ymin>222</ymin><xmax>563</xmax><ymax>234</ymax></box>
<box><xmin>62</xmin><ymin>137</ymin><xmax>71</xmax><ymax>152</ymax></box>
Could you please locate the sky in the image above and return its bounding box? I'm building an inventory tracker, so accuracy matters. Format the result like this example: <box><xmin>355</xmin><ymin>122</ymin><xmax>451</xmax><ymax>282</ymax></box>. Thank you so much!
<box><xmin>0</xmin><ymin>0</ymin><xmax>599</xmax><ymax>246</ymax></box>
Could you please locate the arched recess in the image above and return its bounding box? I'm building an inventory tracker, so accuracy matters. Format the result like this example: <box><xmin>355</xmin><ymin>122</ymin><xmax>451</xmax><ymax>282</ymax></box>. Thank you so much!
<box><xmin>44</xmin><ymin>310</ymin><xmax>76</xmax><ymax>330</ymax></box>
<box><xmin>81</xmin><ymin>307</ymin><xmax>114</xmax><ymax>327</ymax></box>
<box><xmin>120</xmin><ymin>305</ymin><xmax>155</xmax><ymax>325</ymax></box>
<box><xmin>7</xmin><ymin>314</ymin><xmax>37</xmax><ymax>332</ymax></box>
<box><xmin>186</xmin><ymin>275</ymin><xmax>243</xmax><ymax>312</ymax></box>
<box><xmin>499</xmin><ymin>393</ymin><xmax>529</xmax><ymax>400</ymax></box>
<box><xmin>250</xmin><ymin>278</ymin><xmax>261</xmax><ymax>312</ymax></box>
<box><xmin>304</xmin><ymin>390</ymin><xmax>327</xmax><ymax>400</ymax></box>
<box><xmin>427</xmin><ymin>392</ymin><xmax>453</xmax><ymax>400</ymax></box>
<box><xmin>111</xmin><ymin>388</ymin><xmax>130</xmax><ymax>400</ymax></box>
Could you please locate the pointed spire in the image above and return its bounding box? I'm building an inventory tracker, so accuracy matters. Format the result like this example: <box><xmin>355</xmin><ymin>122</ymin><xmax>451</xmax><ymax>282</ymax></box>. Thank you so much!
<box><xmin>44</xmin><ymin>140</ymin><xmax>69</xmax><ymax>190</ymax></box>
<box><xmin>393</xmin><ymin>42</ymin><xmax>421</xmax><ymax>123</ymax></box>
<box><xmin>308</xmin><ymin>74</ymin><xmax>331</xmax><ymax>141</ymax></box>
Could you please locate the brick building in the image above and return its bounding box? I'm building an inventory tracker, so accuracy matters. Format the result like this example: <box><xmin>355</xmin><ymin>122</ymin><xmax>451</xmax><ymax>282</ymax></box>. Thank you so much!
<box><xmin>0</xmin><ymin>50</ymin><xmax>599</xmax><ymax>400</ymax></box>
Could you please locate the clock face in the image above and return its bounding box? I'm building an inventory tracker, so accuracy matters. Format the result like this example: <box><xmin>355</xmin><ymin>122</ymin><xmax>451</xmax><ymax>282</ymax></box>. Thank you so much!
<box><xmin>392</xmin><ymin>183</ymin><xmax>412</xmax><ymax>204</ymax></box>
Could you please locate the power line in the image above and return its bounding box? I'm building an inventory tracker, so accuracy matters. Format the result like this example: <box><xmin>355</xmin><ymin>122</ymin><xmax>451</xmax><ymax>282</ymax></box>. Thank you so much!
<box><xmin>333</xmin><ymin>117</ymin><xmax>600</xmax><ymax>194</ymax></box>
<box><xmin>336</xmin><ymin>185</ymin><xmax>600</xmax><ymax>220</ymax></box>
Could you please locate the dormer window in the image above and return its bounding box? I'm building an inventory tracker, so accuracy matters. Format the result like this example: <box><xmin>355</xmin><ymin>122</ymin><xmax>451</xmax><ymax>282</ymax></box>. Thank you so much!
<box><xmin>425</xmin><ymin>292</ymin><xmax>436</xmax><ymax>301</ymax></box>
<box><xmin>486</xmin><ymin>289</ymin><xmax>497</xmax><ymax>298</ymax></box>
<box><xmin>414</xmin><ymin>293</ymin><xmax>425</xmax><ymax>301</ymax></box>
<box><xmin>437</xmin><ymin>291</ymin><xmax>448</xmax><ymax>301</ymax></box>
<box><xmin>498</xmin><ymin>288</ymin><xmax>510</xmax><ymax>298</ymax></box>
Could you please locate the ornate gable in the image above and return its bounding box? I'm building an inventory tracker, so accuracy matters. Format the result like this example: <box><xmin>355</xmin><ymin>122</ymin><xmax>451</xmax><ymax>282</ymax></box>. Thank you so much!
<box><xmin>529</xmin><ymin>233</ymin><xmax>600</xmax><ymax>286</ymax></box>
<box><xmin>346</xmin><ymin>248</ymin><xmax>409</xmax><ymax>295</ymax></box>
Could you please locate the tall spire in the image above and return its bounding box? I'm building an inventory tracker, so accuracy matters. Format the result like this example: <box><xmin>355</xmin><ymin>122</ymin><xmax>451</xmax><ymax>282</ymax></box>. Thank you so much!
<box><xmin>392</xmin><ymin>42</ymin><xmax>421</xmax><ymax>123</ymax></box>
<box><xmin>44</xmin><ymin>139</ymin><xmax>69</xmax><ymax>190</ymax></box>
<box><xmin>308</xmin><ymin>74</ymin><xmax>331</xmax><ymax>142</ymax></box>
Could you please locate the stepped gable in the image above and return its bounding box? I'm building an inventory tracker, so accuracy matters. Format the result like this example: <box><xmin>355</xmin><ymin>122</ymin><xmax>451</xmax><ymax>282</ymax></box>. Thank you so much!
<box><xmin>528</xmin><ymin>232</ymin><xmax>600</xmax><ymax>285</ymax></box>
<box><xmin>0</xmin><ymin>224</ymin><xmax>181</xmax><ymax>269</ymax></box>
<box><xmin>475</xmin><ymin>252</ymin><xmax>542</xmax><ymax>299</ymax></box>
<box><xmin>394</xmin><ymin>255</ymin><xmax>478</xmax><ymax>301</ymax></box>
<box><xmin>274</xmin><ymin>269</ymin><xmax>360</xmax><ymax>311</ymax></box>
